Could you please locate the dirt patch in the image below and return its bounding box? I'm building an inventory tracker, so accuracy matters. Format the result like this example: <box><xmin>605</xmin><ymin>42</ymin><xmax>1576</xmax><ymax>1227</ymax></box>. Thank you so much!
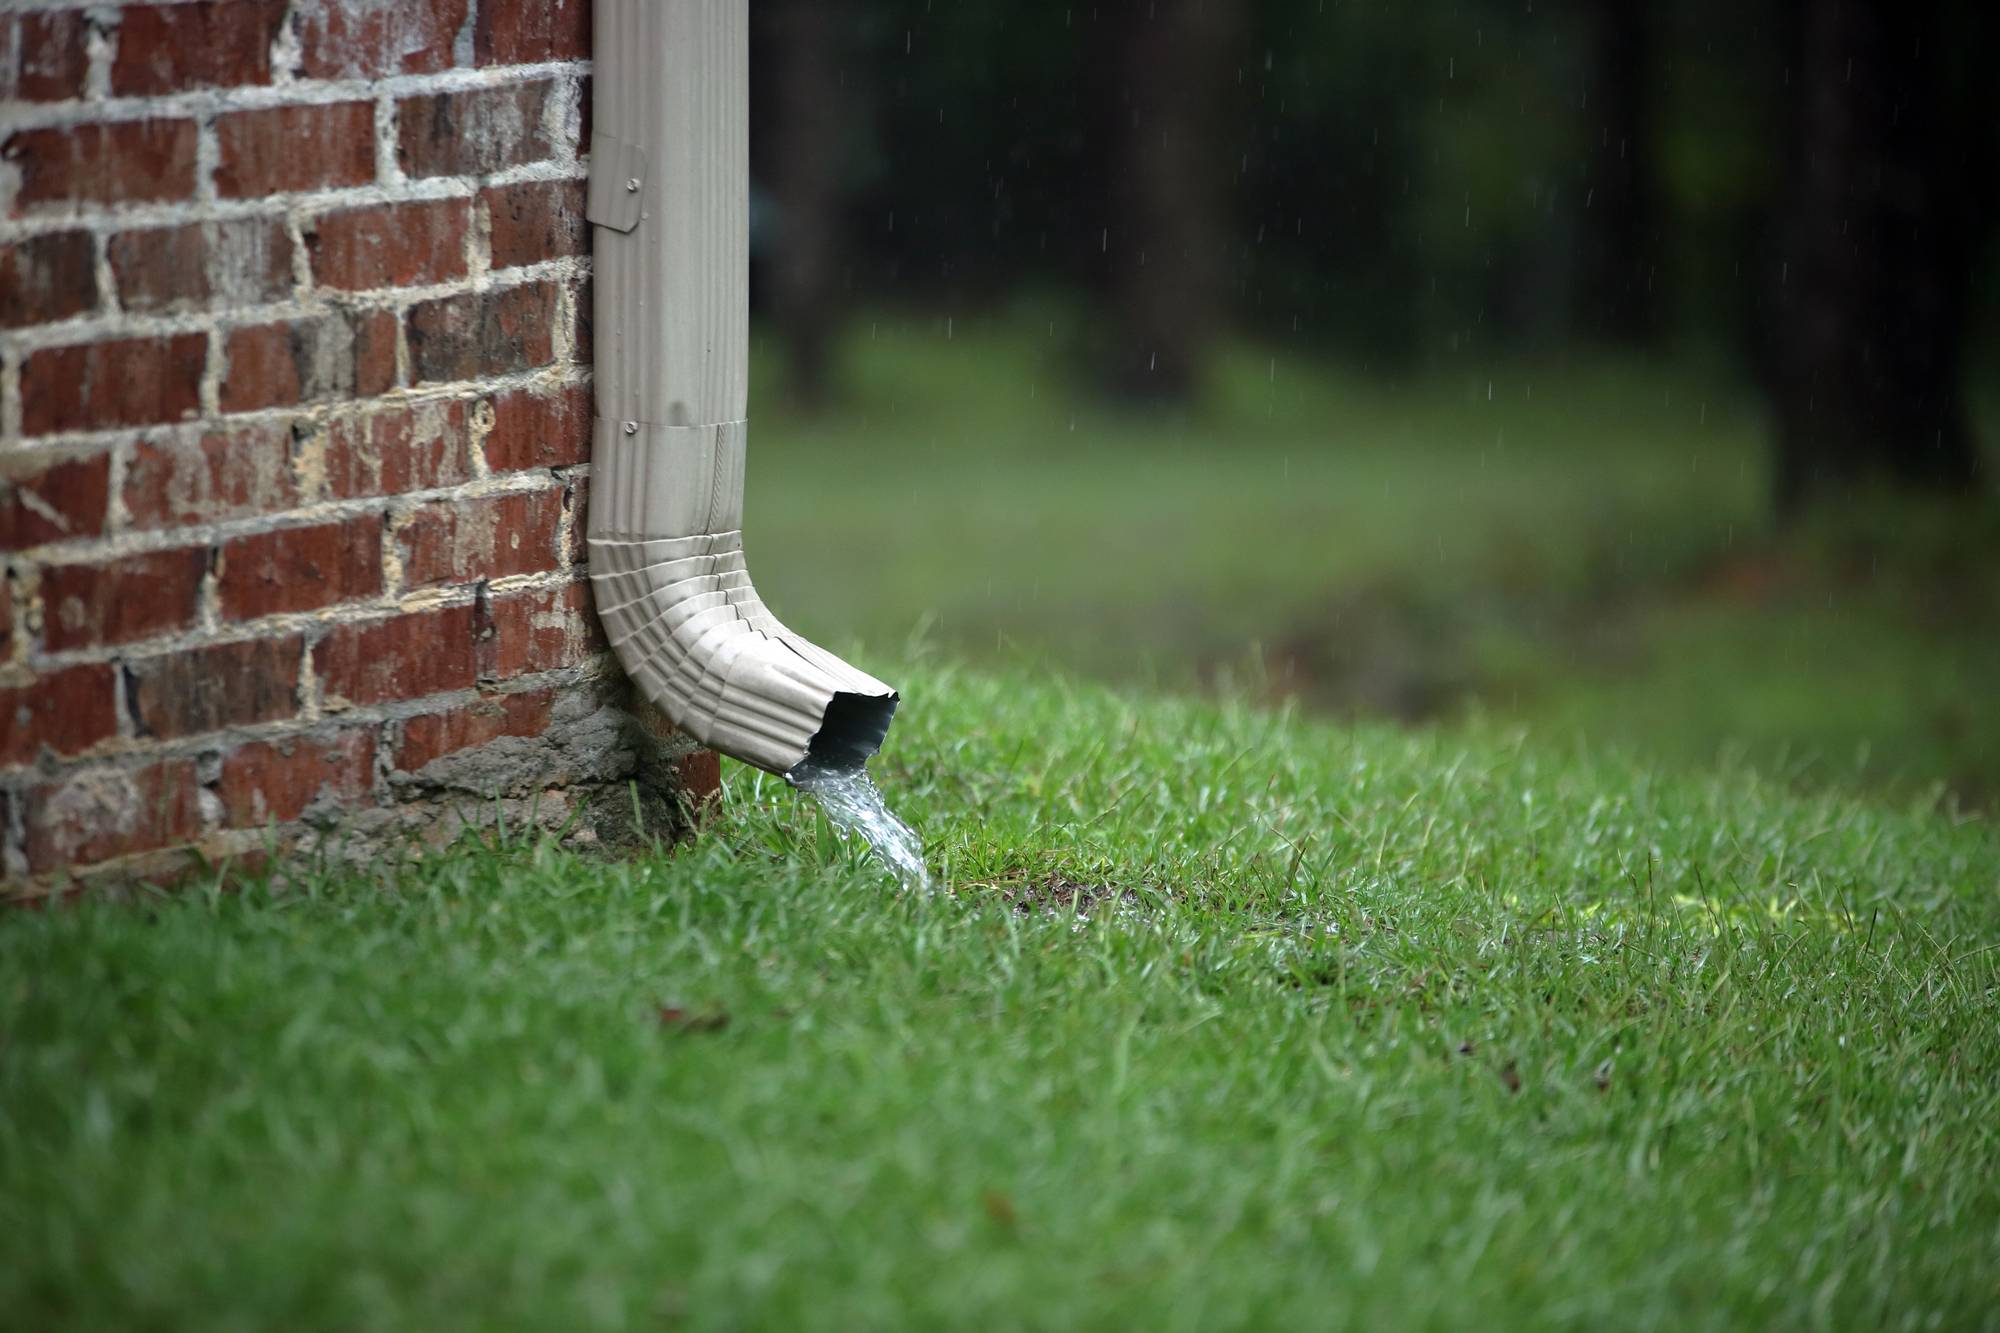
<box><xmin>965</xmin><ymin>871</ymin><xmax>1144</xmax><ymax>918</ymax></box>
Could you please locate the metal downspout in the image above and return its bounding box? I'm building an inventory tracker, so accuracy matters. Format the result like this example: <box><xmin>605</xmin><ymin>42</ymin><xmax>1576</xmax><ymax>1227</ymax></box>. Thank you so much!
<box><xmin>585</xmin><ymin>0</ymin><xmax>898</xmax><ymax>779</ymax></box>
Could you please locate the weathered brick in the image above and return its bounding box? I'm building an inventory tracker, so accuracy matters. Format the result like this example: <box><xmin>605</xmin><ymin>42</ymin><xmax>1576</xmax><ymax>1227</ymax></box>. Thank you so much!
<box><xmin>293</xmin><ymin>0</ymin><xmax>467</xmax><ymax>80</ymax></box>
<box><xmin>396</xmin><ymin>80</ymin><xmax>558</xmax><ymax>179</ymax></box>
<box><xmin>474</xmin><ymin>0</ymin><xmax>589</xmax><ymax>65</ymax></box>
<box><xmin>571</xmin><ymin>273</ymin><xmax>592</xmax><ymax>364</ymax></box>
<box><xmin>1</xmin><ymin>450</ymin><xmax>109</xmax><ymax>551</ymax></box>
<box><xmin>483</xmin><ymin>579</ymin><xmax>602</xmax><ymax>679</ymax></box>
<box><xmin>313</xmin><ymin>603</ymin><xmax>480</xmax><ymax>706</ymax></box>
<box><xmin>124</xmin><ymin>424</ymin><xmax>298</xmax><ymax>529</ymax></box>
<box><xmin>562</xmin><ymin>475</ymin><xmax>588</xmax><ymax>565</ymax></box>
<box><xmin>125</xmin><ymin>635</ymin><xmax>303</xmax><ymax>739</ymax></box>
<box><xmin>1</xmin><ymin>663</ymin><xmax>117</xmax><ymax>766</ymax></box>
<box><xmin>397</xmin><ymin>487</ymin><xmax>563</xmax><ymax>589</ymax></box>
<box><xmin>306</xmin><ymin>197</ymin><xmax>469</xmax><ymax>291</ymax></box>
<box><xmin>219</xmin><ymin>515</ymin><xmax>382</xmax><ymax>620</ymax></box>
<box><xmin>406</xmin><ymin>281</ymin><xmax>557</xmax><ymax>384</ymax></box>
<box><xmin>484</xmin><ymin>384</ymin><xmax>588</xmax><ymax>473</ymax></box>
<box><xmin>0</xmin><ymin>230</ymin><xmax>96</xmax><ymax>328</ymax></box>
<box><xmin>3</xmin><ymin>120</ymin><xmax>198</xmax><ymax>214</ymax></box>
<box><xmin>41</xmin><ymin>547</ymin><xmax>207</xmax><ymax>651</ymax></box>
<box><xmin>395</xmin><ymin>687</ymin><xmax>555</xmax><ymax>770</ymax></box>
<box><xmin>221</xmin><ymin>317</ymin><xmax>366</xmax><ymax>413</ymax></box>
<box><xmin>324</xmin><ymin>400</ymin><xmax>470</xmax><ymax>500</ymax></box>
<box><xmin>22</xmin><ymin>758</ymin><xmax>203</xmax><ymax>871</ymax></box>
<box><xmin>109</xmin><ymin>217</ymin><xmax>293</xmax><ymax>315</ymax></box>
<box><xmin>353</xmin><ymin>308</ymin><xmax>400</xmax><ymax>396</ymax></box>
<box><xmin>672</xmin><ymin>748</ymin><xmax>723</xmax><ymax>815</ymax></box>
<box><xmin>112</xmin><ymin>1</ymin><xmax>287</xmax><ymax>95</ymax></box>
<box><xmin>21</xmin><ymin>335</ymin><xmax>206</xmax><ymax>436</ymax></box>
<box><xmin>214</xmin><ymin>102</ymin><xmax>376</xmax><ymax>198</ymax></box>
<box><xmin>482</xmin><ymin>178</ymin><xmax>584</xmax><ymax>271</ymax></box>
<box><xmin>219</xmin><ymin>728</ymin><xmax>376</xmax><ymax>826</ymax></box>
<box><xmin>2</xmin><ymin>12</ymin><xmax>89</xmax><ymax>101</ymax></box>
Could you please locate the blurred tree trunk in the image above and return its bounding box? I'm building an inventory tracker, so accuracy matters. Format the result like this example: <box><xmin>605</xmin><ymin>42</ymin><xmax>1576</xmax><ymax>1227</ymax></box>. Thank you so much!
<box><xmin>1765</xmin><ymin>0</ymin><xmax>1990</xmax><ymax>512</ymax></box>
<box><xmin>759</xmin><ymin>0</ymin><xmax>846</xmax><ymax>411</ymax></box>
<box><xmin>1577</xmin><ymin>0</ymin><xmax>1662</xmax><ymax>344</ymax></box>
<box><xmin>1093</xmin><ymin>0</ymin><xmax>1240</xmax><ymax>401</ymax></box>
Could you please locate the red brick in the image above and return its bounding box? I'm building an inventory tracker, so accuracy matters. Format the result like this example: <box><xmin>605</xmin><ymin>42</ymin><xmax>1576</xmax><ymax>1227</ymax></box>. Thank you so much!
<box><xmin>484</xmin><ymin>384</ymin><xmax>589</xmax><ymax>472</ymax></box>
<box><xmin>1</xmin><ymin>451</ymin><xmax>109</xmax><ymax>551</ymax></box>
<box><xmin>221</xmin><ymin>316</ymin><xmax>369</xmax><ymax>413</ymax></box>
<box><xmin>219</xmin><ymin>729</ymin><xmax>376</xmax><ymax>826</ymax></box>
<box><xmin>474</xmin><ymin>0</ymin><xmax>588</xmax><ymax>65</ymax></box>
<box><xmin>324</xmin><ymin>400</ymin><xmax>470</xmax><ymax>500</ymax></box>
<box><xmin>219</xmin><ymin>516</ymin><xmax>382</xmax><ymax>620</ymax></box>
<box><xmin>313</xmin><ymin>603</ymin><xmax>480</xmax><ymax>706</ymax></box>
<box><xmin>563</xmin><ymin>475</ymin><xmax>588</xmax><ymax>564</ymax></box>
<box><xmin>395</xmin><ymin>687</ymin><xmax>555</xmax><ymax>770</ymax></box>
<box><xmin>1</xmin><ymin>230</ymin><xmax>96</xmax><ymax>328</ymax></box>
<box><xmin>354</xmin><ymin>308</ymin><xmax>400</xmax><ymax>396</ymax></box>
<box><xmin>214</xmin><ymin>102</ymin><xmax>375</xmax><ymax>198</ymax></box>
<box><xmin>306</xmin><ymin>197</ymin><xmax>469</xmax><ymax>291</ymax></box>
<box><xmin>1</xmin><ymin>663</ymin><xmax>117</xmax><ymax>766</ymax></box>
<box><xmin>293</xmin><ymin>0</ymin><xmax>467</xmax><ymax>80</ymax></box>
<box><xmin>672</xmin><ymin>748</ymin><xmax>723</xmax><ymax>817</ymax></box>
<box><xmin>41</xmin><ymin>547</ymin><xmax>207</xmax><ymax>652</ymax></box>
<box><xmin>22</xmin><ymin>757</ymin><xmax>203</xmax><ymax>871</ymax></box>
<box><xmin>3</xmin><ymin>120</ymin><xmax>198</xmax><ymax>215</ymax></box>
<box><xmin>124</xmin><ymin>424</ymin><xmax>298</xmax><ymax>530</ymax></box>
<box><xmin>2</xmin><ymin>12</ymin><xmax>89</xmax><ymax>101</ymax></box>
<box><xmin>396</xmin><ymin>80</ymin><xmax>558</xmax><ymax>179</ymax></box>
<box><xmin>571</xmin><ymin>273</ymin><xmax>592</xmax><ymax>364</ymax></box>
<box><xmin>125</xmin><ymin>635</ymin><xmax>303</xmax><ymax>739</ymax></box>
<box><xmin>112</xmin><ymin>1</ymin><xmax>286</xmax><ymax>96</ymax></box>
<box><xmin>109</xmin><ymin>218</ymin><xmax>293</xmax><ymax>315</ymax></box>
<box><xmin>397</xmin><ymin>487</ymin><xmax>563</xmax><ymax>589</ymax></box>
<box><xmin>482</xmin><ymin>178</ymin><xmax>584</xmax><ymax>271</ymax></box>
<box><xmin>482</xmin><ymin>579</ymin><xmax>602</xmax><ymax>679</ymax></box>
<box><xmin>407</xmin><ymin>281</ymin><xmax>557</xmax><ymax>384</ymax></box>
<box><xmin>20</xmin><ymin>335</ymin><xmax>206</xmax><ymax>436</ymax></box>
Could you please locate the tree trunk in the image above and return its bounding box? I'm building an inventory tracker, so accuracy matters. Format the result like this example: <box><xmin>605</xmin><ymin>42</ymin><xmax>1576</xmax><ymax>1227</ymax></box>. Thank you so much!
<box><xmin>1093</xmin><ymin>0</ymin><xmax>1239</xmax><ymax>401</ymax></box>
<box><xmin>1577</xmin><ymin>0</ymin><xmax>1662</xmax><ymax>344</ymax></box>
<box><xmin>758</xmin><ymin>0</ymin><xmax>845</xmax><ymax>411</ymax></box>
<box><xmin>1765</xmin><ymin>0</ymin><xmax>1988</xmax><ymax>512</ymax></box>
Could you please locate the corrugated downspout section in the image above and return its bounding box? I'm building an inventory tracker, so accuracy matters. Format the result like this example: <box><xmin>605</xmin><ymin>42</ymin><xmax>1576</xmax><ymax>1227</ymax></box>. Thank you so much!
<box><xmin>586</xmin><ymin>0</ymin><xmax>897</xmax><ymax>778</ymax></box>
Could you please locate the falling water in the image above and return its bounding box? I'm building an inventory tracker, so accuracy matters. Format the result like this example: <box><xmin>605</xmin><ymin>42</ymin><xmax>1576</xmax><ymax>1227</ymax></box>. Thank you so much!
<box><xmin>790</xmin><ymin>761</ymin><xmax>930</xmax><ymax>890</ymax></box>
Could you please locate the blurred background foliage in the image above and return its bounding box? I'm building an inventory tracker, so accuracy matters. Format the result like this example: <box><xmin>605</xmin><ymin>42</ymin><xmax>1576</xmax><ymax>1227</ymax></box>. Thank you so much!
<box><xmin>737</xmin><ymin>0</ymin><xmax>1999</xmax><ymax>809</ymax></box>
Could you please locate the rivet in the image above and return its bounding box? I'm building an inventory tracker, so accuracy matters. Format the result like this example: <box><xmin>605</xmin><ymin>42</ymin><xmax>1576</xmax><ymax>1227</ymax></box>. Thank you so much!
<box><xmin>622</xmin><ymin>421</ymin><xmax>638</xmax><ymax>435</ymax></box>
<box><xmin>625</xmin><ymin>177</ymin><xmax>641</xmax><ymax>192</ymax></box>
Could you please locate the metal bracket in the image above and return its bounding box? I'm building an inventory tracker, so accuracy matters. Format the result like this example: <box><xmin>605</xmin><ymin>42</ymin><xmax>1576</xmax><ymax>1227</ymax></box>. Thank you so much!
<box><xmin>586</xmin><ymin>133</ymin><xmax>648</xmax><ymax>233</ymax></box>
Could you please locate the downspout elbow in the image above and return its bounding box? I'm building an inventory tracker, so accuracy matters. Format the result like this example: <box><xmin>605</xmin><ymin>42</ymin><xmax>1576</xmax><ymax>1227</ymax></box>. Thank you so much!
<box><xmin>585</xmin><ymin>0</ymin><xmax>896</xmax><ymax>780</ymax></box>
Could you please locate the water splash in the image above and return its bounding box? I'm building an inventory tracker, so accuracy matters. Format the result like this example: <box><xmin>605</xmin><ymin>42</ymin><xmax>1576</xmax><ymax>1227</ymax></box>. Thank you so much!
<box><xmin>790</xmin><ymin>761</ymin><xmax>929</xmax><ymax>890</ymax></box>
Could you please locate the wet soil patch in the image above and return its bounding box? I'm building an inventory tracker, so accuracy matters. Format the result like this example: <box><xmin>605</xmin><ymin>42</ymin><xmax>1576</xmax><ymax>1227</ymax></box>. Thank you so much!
<box><xmin>965</xmin><ymin>872</ymin><xmax>1145</xmax><ymax>918</ymax></box>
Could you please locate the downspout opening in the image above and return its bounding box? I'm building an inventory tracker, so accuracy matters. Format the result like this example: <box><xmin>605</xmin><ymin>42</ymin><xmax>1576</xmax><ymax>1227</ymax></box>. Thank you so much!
<box><xmin>789</xmin><ymin>690</ymin><xmax>900</xmax><ymax>783</ymax></box>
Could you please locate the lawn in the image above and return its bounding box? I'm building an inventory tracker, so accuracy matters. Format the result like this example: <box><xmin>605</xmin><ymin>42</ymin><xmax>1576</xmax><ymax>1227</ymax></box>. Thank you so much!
<box><xmin>747</xmin><ymin>308</ymin><xmax>2000</xmax><ymax>808</ymax></box>
<box><xmin>5</xmin><ymin>664</ymin><xmax>1998</xmax><ymax>1330</ymax></box>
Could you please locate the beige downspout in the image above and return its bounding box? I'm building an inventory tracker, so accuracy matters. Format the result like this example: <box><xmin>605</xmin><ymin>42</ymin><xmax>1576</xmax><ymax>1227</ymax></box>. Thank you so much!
<box><xmin>586</xmin><ymin>0</ymin><xmax>898</xmax><ymax>779</ymax></box>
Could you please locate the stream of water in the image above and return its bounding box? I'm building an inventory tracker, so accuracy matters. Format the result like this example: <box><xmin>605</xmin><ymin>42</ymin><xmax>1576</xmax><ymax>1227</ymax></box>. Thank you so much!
<box><xmin>790</xmin><ymin>762</ymin><xmax>930</xmax><ymax>890</ymax></box>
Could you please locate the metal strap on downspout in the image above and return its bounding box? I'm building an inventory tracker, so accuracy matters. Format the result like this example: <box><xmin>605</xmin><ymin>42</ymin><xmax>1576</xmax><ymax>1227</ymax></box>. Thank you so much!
<box><xmin>586</xmin><ymin>0</ymin><xmax>898</xmax><ymax>778</ymax></box>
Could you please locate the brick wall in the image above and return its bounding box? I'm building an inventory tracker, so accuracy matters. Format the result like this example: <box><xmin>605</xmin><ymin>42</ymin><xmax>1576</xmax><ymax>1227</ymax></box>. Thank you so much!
<box><xmin>1</xmin><ymin>0</ymin><xmax>718</xmax><ymax>893</ymax></box>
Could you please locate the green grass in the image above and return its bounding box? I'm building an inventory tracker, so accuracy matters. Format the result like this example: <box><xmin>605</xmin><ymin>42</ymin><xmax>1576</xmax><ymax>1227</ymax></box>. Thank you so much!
<box><xmin>6</xmin><ymin>663</ymin><xmax>1999</xmax><ymax>1330</ymax></box>
<box><xmin>747</xmin><ymin>308</ymin><xmax>2000</xmax><ymax>806</ymax></box>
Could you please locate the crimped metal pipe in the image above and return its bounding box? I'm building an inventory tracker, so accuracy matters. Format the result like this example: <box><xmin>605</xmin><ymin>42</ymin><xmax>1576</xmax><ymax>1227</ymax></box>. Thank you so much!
<box><xmin>586</xmin><ymin>0</ymin><xmax>897</xmax><ymax>778</ymax></box>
